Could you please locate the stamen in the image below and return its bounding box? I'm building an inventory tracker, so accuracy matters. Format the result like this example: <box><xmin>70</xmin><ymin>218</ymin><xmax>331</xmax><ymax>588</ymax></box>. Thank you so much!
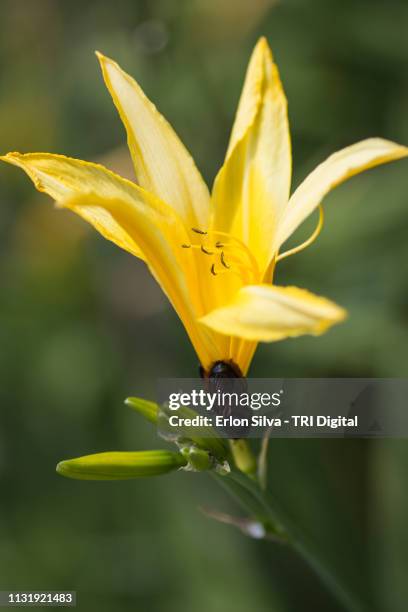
<box><xmin>182</xmin><ymin>227</ymin><xmax>260</xmax><ymax>283</ymax></box>
<box><xmin>210</xmin><ymin>230</ymin><xmax>260</xmax><ymax>278</ymax></box>
<box><xmin>276</xmin><ymin>205</ymin><xmax>324</xmax><ymax>263</ymax></box>
<box><xmin>201</xmin><ymin>245</ymin><xmax>214</xmax><ymax>255</ymax></box>
<box><xmin>209</xmin><ymin>265</ymin><xmax>249</xmax><ymax>282</ymax></box>
<box><xmin>220</xmin><ymin>251</ymin><xmax>230</xmax><ymax>268</ymax></box>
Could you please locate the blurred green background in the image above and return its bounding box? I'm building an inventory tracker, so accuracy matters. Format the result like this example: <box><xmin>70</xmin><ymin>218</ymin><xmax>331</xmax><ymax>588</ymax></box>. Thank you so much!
<box><xmin>0</xmin><ymin>0</ymin><xmax>407</xmax><ymax>610</ymax></box>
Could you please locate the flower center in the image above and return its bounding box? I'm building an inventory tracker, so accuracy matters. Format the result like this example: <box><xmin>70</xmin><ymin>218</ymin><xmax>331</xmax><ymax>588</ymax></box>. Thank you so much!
<box><xmin>181</xmin><ymin>228</ymin><xmax>260</xmax><ymax>283</ymax></box>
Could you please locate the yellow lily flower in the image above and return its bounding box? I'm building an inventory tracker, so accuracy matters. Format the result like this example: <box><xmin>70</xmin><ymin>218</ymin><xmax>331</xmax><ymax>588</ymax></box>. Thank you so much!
<box><xmin>2</xmin><ymin>38</ymin><xmax>407</xmax><ymax>376</ymax></box>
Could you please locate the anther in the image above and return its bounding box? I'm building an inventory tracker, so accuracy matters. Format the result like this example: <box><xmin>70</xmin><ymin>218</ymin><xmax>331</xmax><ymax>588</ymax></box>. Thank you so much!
<box><xmin>183</xmin><ymin>228</ymin><xmax>260</xmax><ymax>282</ymax></box>
<box><xmin>220</xmin><ymin>251</ymin><xmax>230</xmax><ymax>268</ymax></box>
<box><xmin>201</xmin><ymin>245</ymin><xmax>214</xmax><ymax>255</ymax></box>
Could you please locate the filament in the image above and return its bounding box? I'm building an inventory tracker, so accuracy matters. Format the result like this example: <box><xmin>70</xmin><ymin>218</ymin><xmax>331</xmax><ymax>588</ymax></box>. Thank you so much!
<box><xmin>210</xmin><ymin>230</ymin><xmax>260</xmax><ymax>278</ymax></box>
<box><xmin>181</xmin><ymin>227</ymin><xmax>260</xmax><ymax>283</ymax></box>
<box><xmin>276</xmin><ymin>206</ymin><xmax>324</xmax><ymax>262</ymax></box>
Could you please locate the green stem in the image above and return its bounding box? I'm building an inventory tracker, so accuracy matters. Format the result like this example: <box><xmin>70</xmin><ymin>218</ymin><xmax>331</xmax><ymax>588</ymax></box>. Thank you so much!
<box><xmin>214</xmin><ymin>470</ymin><xmax>368</xmax><ymax>612</ymax></box>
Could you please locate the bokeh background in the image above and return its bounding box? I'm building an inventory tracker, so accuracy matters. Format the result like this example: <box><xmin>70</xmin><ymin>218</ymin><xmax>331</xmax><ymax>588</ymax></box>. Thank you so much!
<box><xmin>0</xmin><ymin>1</ymin><xmax>407</xmax><ymax>610</ymax></box>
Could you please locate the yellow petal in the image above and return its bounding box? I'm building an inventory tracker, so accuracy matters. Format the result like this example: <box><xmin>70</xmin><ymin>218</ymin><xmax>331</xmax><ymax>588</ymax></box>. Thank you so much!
<box><xmin>199</xmin><ymin>284</ymin><xmax>346</xmax><ymax>342</ymax></box>
<box><xmin>1</xmin><ymin>151</ymin><xmax>228</xmax><ymax>368</ymax></box>
<box><xmin>61</xmin><ymin>191</ymin><xmax>226</xmax><ymax>368</ymax></box>
<box><xmin>1</xmin><ymin>152</ymin><xmax>147</xmax><ymax>260</ymax></box>
<box><xmin>211</xmin><ymin>37</ymin><xmax>291</xmax><ymax>274</ymax></box>
<box><xmin>96</xmin><ymin>52</ymin><xmax>210</xmax><ymax>228</ymax></box>
<box><xmin>276</xmin><ymin>138</ymin><xmax>408</xmax><ymax>249</ymax></box>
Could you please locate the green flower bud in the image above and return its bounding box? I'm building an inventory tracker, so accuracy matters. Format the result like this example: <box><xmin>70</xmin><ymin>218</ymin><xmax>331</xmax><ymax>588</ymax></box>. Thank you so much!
<box><xmin>230</xmin><ymin>439</ymin><xmax>257</xmax><ymax>477</ymax></box>
<box><xmin>125</xmin><ymin>396</ymin><xmax>229</xmax><ymax>461</ymax></box>
<box><xmin>125</xmin><ymin>397</ymin><xmax>159</xmax><ymax>424</ymax></box>
<box><xmin>159</xmin><ymin>404</ymin><xmax>229</xmax><ymax>460</ymax></box>
<box><xmin>56</xmin><ymin>450</ymin><xmax>186</xmax><ymax>480</ymax></box>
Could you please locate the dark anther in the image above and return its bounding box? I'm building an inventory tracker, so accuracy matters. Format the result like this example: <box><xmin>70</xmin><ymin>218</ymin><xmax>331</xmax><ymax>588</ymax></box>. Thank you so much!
<box><xmin>181</xmin><ymin>244</ymin><xmax>191</xmax><ymax>248</ymax></box>
<box><xmin>215</xmin><ymin>241</ymin><xmax>224</xmax><ymax>248</ymax></box>
<box><xmin>220</xmin><ymin>251</ymin><xmax>230</xmax><ymax>268</ymax></box>
<box><xmin>211</xmin><ymin>263</ymin><xmax>217</xmax><ymax>276</ymax></box>
<box><xmin>201</xmin><ymin>245</ymin><xmax>214</xmax><ymax>255</ymax></box>
<box><xmin>192</xmin><ymin>228</ymin><xmax>207</xmax><ymax>235</ymax></box>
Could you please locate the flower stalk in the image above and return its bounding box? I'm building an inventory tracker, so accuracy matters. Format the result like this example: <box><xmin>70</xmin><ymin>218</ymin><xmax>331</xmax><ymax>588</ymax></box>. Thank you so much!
<box><xmin>56</xmin><ymin>394</ymin><xmax>368</xmax><ymax>610</ymax></box>
<box><xmin>216</xmin><ymin>470</ymin><xmax>367</xmax><ymax>612</ymax></box>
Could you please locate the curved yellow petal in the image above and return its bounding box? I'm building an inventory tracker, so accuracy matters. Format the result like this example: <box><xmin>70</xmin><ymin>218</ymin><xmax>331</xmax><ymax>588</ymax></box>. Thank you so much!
<box><xmin>96</xmin><ymin>52</ymin><xmax>210</xmax><ymax>228</ymax></box>
<box><xmin>211</xmin><ymin>37</ymin><xmax>291</xmax><ymax>274</ymax></box>
<box><xmin>1</xmin><ymin>151</ymin><xmax>228</xmax><ymax>368</ymax></box>
<box><xmin>1</xmin><ymin>151</ymin><xmax>147</xmax><ymax>260</ymax></box>
<box><xmin>276</xmin><ymin>138</ymin><xmax>408</xmax><ymax>249</ymax></box>
<box><xmin>199</xmin><ymin>284</ymin><xmax>346</xmax><ymax>342</ymax></box>
<box><xmin>61</xmin><ymin>192</ymin><xmax>226</xmax><ymax>369</ymax></box>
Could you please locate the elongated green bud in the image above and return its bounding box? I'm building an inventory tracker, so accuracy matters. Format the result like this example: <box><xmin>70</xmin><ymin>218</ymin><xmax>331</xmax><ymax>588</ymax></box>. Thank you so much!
<box><xmin>56</xmin><ymin>450</ymin><xmax>186</xmax><ymax>480</ymax></box>
<box><xmin>177</xmin><ymin>406</ymin><xmax>229</xmax><ymax>459</ymax></box>
<box><xmin>125</xmin><ymin>396</ymin><xmax>229</xmax><ymax>461</ymax></box>
<box><xmin>230</xmin><ymin>439</ymin><xmax>257</xmax><ymax>477</ymax></box>
<box><xmin>125</xmin><ymin>397</ymin><xmax>159</xmax><ymax>424</ymax></box>
<box><xmin>159</xmin><ymin>404</ymin><xmax>229</xmax><ymax>460</ymax></box>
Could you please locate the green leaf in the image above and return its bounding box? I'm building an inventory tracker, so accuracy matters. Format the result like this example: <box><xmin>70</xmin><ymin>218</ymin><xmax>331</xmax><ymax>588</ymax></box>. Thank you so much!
<box><xmin>56</xmin><ymin>450</ymin><xmax>186</xmax><ymax>480</ymax></box>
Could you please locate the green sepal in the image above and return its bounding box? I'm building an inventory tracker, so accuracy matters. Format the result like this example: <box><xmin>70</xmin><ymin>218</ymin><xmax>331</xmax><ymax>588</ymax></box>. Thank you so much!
<box><xmin>181</xmin><ymin>446</ymin><xmax>212</xmax><ymax>471</ymax></box>
<box><xmin>56</xmin><ymin>450</ymin><xmax>186</xmax><ymax>480</ymax></box>
<box><xmin>125</xmin><ymin>397</ymin><xmax>159</xmax><ymax>424</ymax></box>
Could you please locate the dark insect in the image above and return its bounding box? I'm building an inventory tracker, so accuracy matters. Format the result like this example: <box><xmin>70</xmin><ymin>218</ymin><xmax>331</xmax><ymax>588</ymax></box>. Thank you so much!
<box><xmin>207</xmin><ymin>360</ymin><xmax>243</xmax><ymax>379</ymax></box>
<box><xmin>199</xmin><ymin>360</ymin><xmax>249</xmax><ymax>437</ymax></box>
